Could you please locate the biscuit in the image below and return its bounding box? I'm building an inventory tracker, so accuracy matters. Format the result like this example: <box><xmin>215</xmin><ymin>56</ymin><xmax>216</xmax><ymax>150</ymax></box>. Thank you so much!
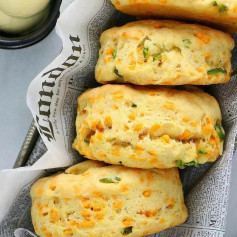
<box><xmin>110</xmin><ymin>0</ymin><xmax>237</xmax><ymax>33</ymax></box>
<box><xmin>95</xmin><ymin>20</ymin><xmax>234</xmax><ymax>85</ymax></box>
<box><xmin>31</xmin><ymin>160</ymin><xmax>188</xmax><ymax>237</ymax></box>
<box><xmin>73</xmin><ymin>85</ymin><xmax>224</xmax><ymax>169</ymax></box>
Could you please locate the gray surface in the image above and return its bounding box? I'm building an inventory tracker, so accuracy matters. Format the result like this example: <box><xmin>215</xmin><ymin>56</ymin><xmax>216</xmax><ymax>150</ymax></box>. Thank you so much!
<box><xmin>225</xmin><ymin>150</ymin><xmax>237</xmax><ymax>237</ymax></box>
<box><xmin>0</xmin><ymin>27</ymin><xmax>236</xmax><ymax>236</ymax></box>
<box><xmin>0</xmin><ymin>29</ymin><xmax>62</xmax><ymax>169</ymax></box>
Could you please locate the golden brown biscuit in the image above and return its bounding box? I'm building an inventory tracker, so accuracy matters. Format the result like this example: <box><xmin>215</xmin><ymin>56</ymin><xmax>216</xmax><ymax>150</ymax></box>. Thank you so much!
<box><xmin>95</xmin><ymin>20</ymin><xmax>234</xmax><ymax>85</ymax></box>
<box><xmin>73</xmin><ymin>85</ymin><xmax>224</xmax><ymax>169</ymax></box>
<box><xmin>31</xmin><ymin>161</ymin><xmax>188</xmax><ymax>237</ymax></box>
<box><xmin>110</xmin><ymin>0</ymin><xmax>237</xmax><ymax>33</ymax></box>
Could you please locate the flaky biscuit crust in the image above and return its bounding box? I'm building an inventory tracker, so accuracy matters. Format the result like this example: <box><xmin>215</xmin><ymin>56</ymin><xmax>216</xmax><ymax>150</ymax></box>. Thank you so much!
<box><xmin>73</xmin><ymin>85</ymin><xmax>224</xmax><ymax>169</ymax></box>
<box><xmin>31</xmin><ymin>161</ymin><xmax>188</xmax><ymax>237</ymax></box>
<box><xmin>110</xmin><ymin>0</ymin><xmax>237</xmax><ymax>33</ymax></box>
<box><xmin>95</xmin><ymin>20</ymin><xmax>234</xmax><ymax>85</ymax></box>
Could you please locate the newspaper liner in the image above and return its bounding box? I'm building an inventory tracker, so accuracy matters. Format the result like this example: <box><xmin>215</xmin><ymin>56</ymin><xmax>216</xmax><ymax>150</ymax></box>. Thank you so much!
<box><xmin>0</xmin><ymin>0</ymin><xmax>237</xmax><ymax>236</ymax></box>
